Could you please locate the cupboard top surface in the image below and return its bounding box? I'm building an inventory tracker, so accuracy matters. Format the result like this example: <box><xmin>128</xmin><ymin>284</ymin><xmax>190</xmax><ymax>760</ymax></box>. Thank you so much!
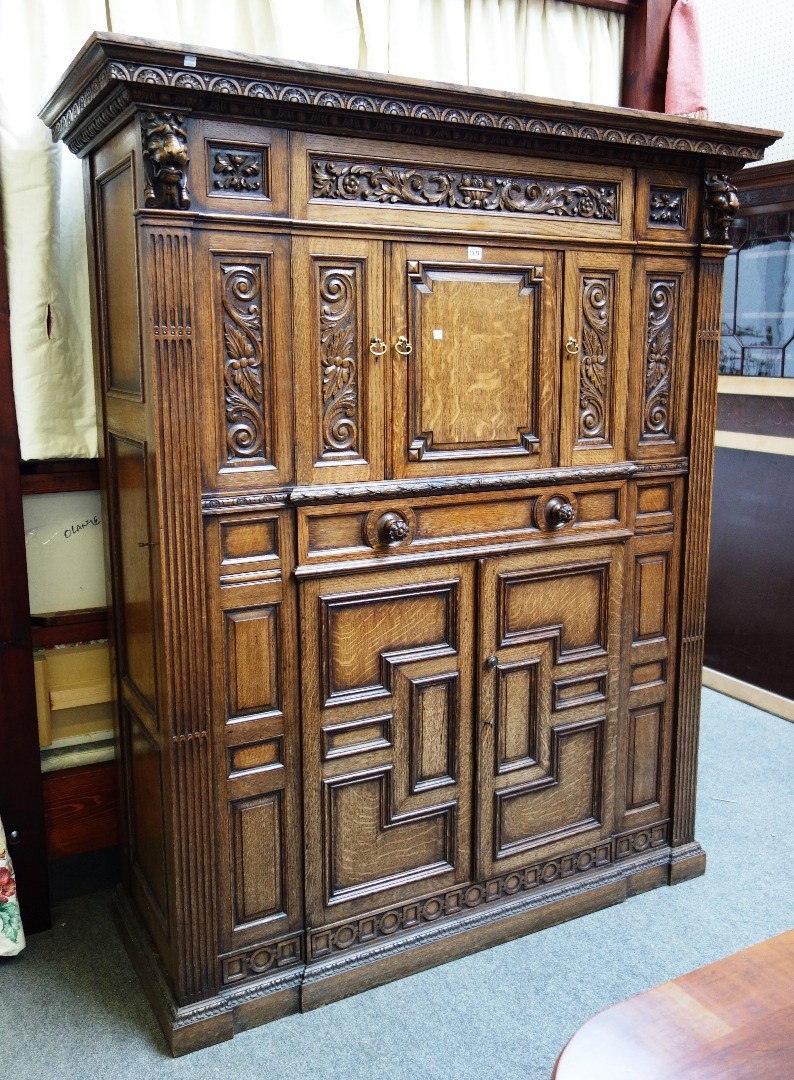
<box><xmin>40</xmin><ymin>32</ymin><xmax>779</xmax><ymax>165</ymax></box>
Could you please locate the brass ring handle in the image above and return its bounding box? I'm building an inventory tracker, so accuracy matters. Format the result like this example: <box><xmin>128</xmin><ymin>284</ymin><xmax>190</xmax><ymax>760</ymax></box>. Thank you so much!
<box><xmin>395</xmin><ymin>335</ymin><xmax>413</xmax><ymax>356</ymax></box>
<box><xmin>565</xmin><ymin>336</ymin><xmax>580</xmax><ymax>355</ymax></box>
<box><xmin>369</xmin><ymin>337</ymin><xmax>387</xmax><ymax>357</ymax></box>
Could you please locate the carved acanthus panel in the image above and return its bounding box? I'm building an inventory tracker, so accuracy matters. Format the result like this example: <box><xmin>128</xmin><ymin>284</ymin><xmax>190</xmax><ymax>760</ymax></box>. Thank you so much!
<box><xmin>643</xmin><ymin>278</ymin><xmax>677</xmax><ymax>439</ymax></box>
<box><xmin>209</xmin><ymin>145</ymin><xmax>265</xmax><ymax>194</ymax></box>
<box><xmin>141</xmin><ymin>111</ymin><xmax>190</xmax><ymax>209</ymax></box>
<box><xmin>312</xmin><ymin>158</ymin><xmax>619</xmax><ymax>220</ymax></box>
<box><xmin>578</xmin><ymin>275</ymin><xmax>614</xmax><ymax>444</ymax></box>
<box><xmin>219</xmin><ymin>261</ymin><xmax>271</xmax><ymax>464</ymax></box>
<box><xmin>648</xmin><ymin>187</ymin><xmax>685</xmax><ymax>228</ymax></box>
<box><xmin>318</xmin><ymin>265</ymin><xmax>362</xmax><ymax>459</ymax></box>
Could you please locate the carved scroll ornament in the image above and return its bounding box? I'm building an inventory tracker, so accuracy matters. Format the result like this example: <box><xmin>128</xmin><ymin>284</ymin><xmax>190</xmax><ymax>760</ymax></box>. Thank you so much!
<box><xmin>312</xmin><ymin>159</ymin><xmax>618</xmax><ymax>220</ymax></box>
<box><xmin>142</xmin><ymin>111</ymin><xmax>190</xmax><ymax>209</ymax></box>
<box><xmin>221</xmin><ymin>264</ymin><xmax>265</xmax><ymax>461</ymax></box>
<box><xmin>319</xmin><ymin>268</ymin><xmax>359</xmax><ymax>456</ymax></box>
<box><xmin>644</xmin><ymin>280</ymin><xmax>676</xmax><ymax>437</ymax></box>
<box><xmin>579</xmin><ymin>277</ymin><xmax>611</xmax><ymax>441</ymax></box>
<box><xmin>703</xmin><ymin>173</ymin><xmax>739</xmax><ymax>243</ymax></box>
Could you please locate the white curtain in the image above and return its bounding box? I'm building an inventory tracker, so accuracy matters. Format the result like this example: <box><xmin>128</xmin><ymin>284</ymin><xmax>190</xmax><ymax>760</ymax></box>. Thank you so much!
<box><xmin>0</xmin><ymin>0</ymin><xmax>623</xmax><ymax>459</ymax></box>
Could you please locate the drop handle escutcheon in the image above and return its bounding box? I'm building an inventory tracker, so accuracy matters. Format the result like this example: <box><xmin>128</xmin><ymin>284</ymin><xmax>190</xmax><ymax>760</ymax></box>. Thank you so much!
<box><xmin>565</xmin><ymin>336</ymin><xmax>580</xmax><ymax>355</ymax></box>
<box><xmin>395</xmin><ymin>335</ymin><xmax>413</xmax><ymax>355</ymax></box>
<box><xmin>369</xmin><ymin>336</ymin><xmax>387</xmax><ymax>358</ymax></box>
<box><xmin>485</xmin><ymin>655</ymin><xmax>498</xmax><ymax>670</ymax></box>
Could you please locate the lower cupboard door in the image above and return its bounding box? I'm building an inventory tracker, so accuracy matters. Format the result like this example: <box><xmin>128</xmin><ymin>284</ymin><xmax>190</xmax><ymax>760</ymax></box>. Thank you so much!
<box><xmin>476</xmin><ymin>542</ymin><xmax>625</xmax><ymax>879</ymax></box>
<box><xmin>299</xmin><ymin>560</ymin><xmax>475</xmax><ymax>931</ymax></box>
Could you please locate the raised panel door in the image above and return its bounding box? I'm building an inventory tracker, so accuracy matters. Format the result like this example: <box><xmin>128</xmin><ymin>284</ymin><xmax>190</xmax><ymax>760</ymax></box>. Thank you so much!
<box><xmin>299</xmin><ymin>561</ymin><xmax>475</xmax><ymax>929</ymax></box>
<box><xmin>476</xmin><ymin>542</ymin><xmax>625</xmax><ymax>878</ymax></box>
<box><xmin>293</xmin><ymin>236</ymin><xmax>386</xmax><ymax>485</ymax></box>
<box><xmin>559</xmin><ymin>251</ymin><xmax>631</xmax><ymax>466</ymax></box>
<box><xmin>390</xmin><ymin>242</ymin><xmax>559</xmax><ymax>477</ymax></box>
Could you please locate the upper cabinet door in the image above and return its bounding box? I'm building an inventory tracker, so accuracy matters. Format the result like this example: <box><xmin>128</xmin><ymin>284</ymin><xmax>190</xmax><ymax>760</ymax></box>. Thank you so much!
<box><xmin>559</xmin><ymin>251</ymin><xmax>632</xmax><ymax>467</ymax></box>
<box><xmin>390</xmin><ymin>243</ymin><xmax>559</xmax><ymax>478</ymax></box>
<box><xmin>293</xmin><ymin>236</ymin><xmax>386</xmax><ymax>486</ymax></box>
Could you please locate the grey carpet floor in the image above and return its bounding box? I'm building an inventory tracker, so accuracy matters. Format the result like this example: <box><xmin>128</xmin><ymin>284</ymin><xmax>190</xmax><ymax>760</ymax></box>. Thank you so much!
<box><xmin>2</xmin><ymin>688</ymin><xmax>792</xmax><ymax>1080</ymax></box>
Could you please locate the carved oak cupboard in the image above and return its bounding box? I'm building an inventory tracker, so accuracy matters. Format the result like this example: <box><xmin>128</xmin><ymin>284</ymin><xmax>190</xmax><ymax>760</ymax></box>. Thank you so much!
<box><xmin>41</xmin><ymin>34</ymin><xmax>778</xmax><ymax>1054</ymax></box>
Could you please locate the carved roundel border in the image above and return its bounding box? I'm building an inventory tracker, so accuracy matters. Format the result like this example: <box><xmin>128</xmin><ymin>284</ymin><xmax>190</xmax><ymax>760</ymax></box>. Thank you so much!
<box><xmin>363</xmin><ymin>507</ymin><xmax>417</xmax><ymax>550</ymax></box>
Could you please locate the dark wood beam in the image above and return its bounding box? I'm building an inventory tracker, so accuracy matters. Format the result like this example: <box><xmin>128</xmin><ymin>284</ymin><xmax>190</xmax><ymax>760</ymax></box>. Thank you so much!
<box><xmin>621</xmin><ymin>0</ymin><xmax>674</xmax><ymax>112</ymax></box>
<box><xmin>0</xmin><ymin>187</ymin><xmax>51</xmax><ymax>932</ymax></box>
<box><xmin>21</xmin><ymin>458</ymin><xmax>100</xmax><ymax>495</ymax></box>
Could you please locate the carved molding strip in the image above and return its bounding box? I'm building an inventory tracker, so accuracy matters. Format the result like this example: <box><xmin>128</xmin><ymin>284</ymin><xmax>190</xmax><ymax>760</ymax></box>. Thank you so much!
<box><xmin>312</xmin><ymin>159</ymin><xmax>618</xmax><ymax>220</ymax></box>
<box><xmin>202</xmin><ymin>492</ymin><xmax>288</xmax><ymax>514</ymax></box>
<box><xmin>286</xmin><ymin>458</ymin><xmax>690</xmax><ymax>505</ymax></box>
<box><xmin>319</xmin><ymin>266</ymin><xmax>360</xmax><ymax>457</ymax></box>
<box><xmin>220</xmin><ymin>263</ymin><xmax>267</xmax><ymax>462</ymax></box>
<box><xmin>308</xmin><ymin>823</ymin><xmax>669</xmax><ymax>961</ymax></box>
<box><xmin>48</xmin><ymin>59</ymin><xmax>767</xmax><ymax>163</ymax></box>
<box><xmin>579</xmin><ymin>276</ymin><xmax>612</xmax><ymax>442</ymax></box>
<box><xmin>644</xmin><ymin>278</ymin><xmax>677</xmax><ymax>438</ymax></box>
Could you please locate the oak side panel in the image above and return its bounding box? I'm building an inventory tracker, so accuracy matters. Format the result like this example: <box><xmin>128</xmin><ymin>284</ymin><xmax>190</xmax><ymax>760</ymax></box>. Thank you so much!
<box><xmin>672</xmin><ymin>256</ymin><xmax>724</xmax><ymax>850</ymax></box>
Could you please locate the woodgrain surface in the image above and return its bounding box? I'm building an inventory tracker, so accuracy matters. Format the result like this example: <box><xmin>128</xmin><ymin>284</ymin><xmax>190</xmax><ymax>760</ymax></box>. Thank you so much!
<box><xmin>553</xmin><ymin>930</ymin><xmax>794</xmax><ymax>1079</ymax></box>
<box><xmin>39</xmin><ymin>35</ymin><xmax>780</xmax><ymax>1055</ymax></box>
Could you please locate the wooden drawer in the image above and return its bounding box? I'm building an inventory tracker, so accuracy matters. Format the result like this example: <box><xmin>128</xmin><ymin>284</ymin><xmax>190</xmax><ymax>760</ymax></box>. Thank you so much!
<box><xmin>296</xmin><ymin>482</ymin><xmax>627</xmax><ymax>573</ymax></box>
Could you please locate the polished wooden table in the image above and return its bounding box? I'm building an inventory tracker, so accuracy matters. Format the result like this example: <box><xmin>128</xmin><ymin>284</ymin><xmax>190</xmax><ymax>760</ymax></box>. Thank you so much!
<box><xmin>553</xmin><ymin>930</ymin><xmax>794</xmax><ymax>1079</ymax></box>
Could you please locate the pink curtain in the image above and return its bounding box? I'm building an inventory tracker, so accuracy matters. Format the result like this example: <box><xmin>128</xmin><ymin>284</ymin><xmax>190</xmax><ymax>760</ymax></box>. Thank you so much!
<box><xmin>666</xmin><ymin>0</ymin><xmax>708</xmax><ymax>119</ymax></box>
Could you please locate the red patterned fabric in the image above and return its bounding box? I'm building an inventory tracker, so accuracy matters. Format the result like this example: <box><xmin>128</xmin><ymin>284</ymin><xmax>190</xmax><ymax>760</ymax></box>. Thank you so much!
<box><xmin>666</xmin><ymin>0</ymin><xmax>708</xmax><ymax>119</ymax></box>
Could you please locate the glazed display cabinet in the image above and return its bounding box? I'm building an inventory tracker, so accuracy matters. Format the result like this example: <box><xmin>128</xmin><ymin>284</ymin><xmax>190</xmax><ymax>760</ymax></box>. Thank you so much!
<box><xmin>40</xmin><ymin>33</ymin><xmax>778</xmax><ymax>1054</ymax></box>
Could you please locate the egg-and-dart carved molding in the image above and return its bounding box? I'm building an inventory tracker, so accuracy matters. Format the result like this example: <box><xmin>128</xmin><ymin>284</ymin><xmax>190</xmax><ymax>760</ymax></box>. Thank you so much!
<box><xmin>308</xmin><ymin>822</ymin><xmax>669</xmax><ymax>962</ymax></box>
<box><xmin>49</xmin><ymin>58</ymin><xmax>766</xmax><ymax>164</ymax></box>
<box><xmin>199</xmin><ymin>459</ymin><xmax>689</xmax><ymax>514</ymax></box>
<box><xmin>312</xmin><ymin>159</ymin><xmax>619</xmax><ymax>220</ymax></box>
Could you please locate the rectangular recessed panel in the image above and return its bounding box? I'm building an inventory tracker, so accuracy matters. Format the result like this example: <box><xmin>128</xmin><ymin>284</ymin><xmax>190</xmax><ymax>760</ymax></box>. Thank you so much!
<box><xmin>129</xmin><ymin>713</ymin><xmax>168</xmax><ymax>918</ymax></box>
<box><xmin>327</xmin><ymin>773</ymin><xmax>450</xmax><ymax>901</ymax></box>
<box><xmin>498</xmin><ymin>723</ymin><xmax>602</xmax><ymax>853</ymax></box>
<box><xmin>552</xmin><ymin>672</ymin><xmax>607</xmax><ymax>711</ymax></box>
<box><xmin>324</xmin><ymin>583</ymin><xmax>454</xmax><ymax>701</ymax></box>
<box><xmin>323</xmin><ymin>716</ymin><xmax>392</xmax><ymax>759</ymax></box>
<box><xmin>226</xmin><ymin>606</ymin><xmax>280</xmax><ymax>718</ymax></box>
<box><xmin>112</xmin><ymin>436</ymin><xmax>158</xmax><ymax>712</ymax></box>
<box><xmin>220</xmin><ymin>518</ymin><xmax>277</xmax><ymax>563</ymax></box>
<box><xmin>627</xmin><ymin>706</ymin><xmax>662</xmax><ymax>809</ymax></box>
<box><xmin>631</xmin><ymin>661</ymin><xmax>665</xmax><ymax>688</ymax></box>
<box><xmin>412</xmin><ymin>269</ymin><xmax>537</xmax><ymax>452</ymax></box>
<box><xmin>307</xmin><ymin>512</ymin><xmax>368</xmax><ymax>554</ymax></box>
<box><xmin>229</xmin><ymin>738</ymin><xmax>282</xmax><ymax>777</ymax></box>
<box><xmin>99</xmin><ymin>162</ymin><xmax>142</xmax><ymax>396</ymax></box>
<box><xmin>496</xmin><ymin>661</ymin><xmax>538</xmax><ymax>772</ymax></box>
<box><xmin>232</xmin><ymin>793</ymin><xmax>283</xmax><ymax>925</ymax></box>
<box><xmin>576</xmin><ymin>490</ymin><xmax>619</xmax><ymax>524</ymax></box>
<box><xmin>410</xmin><ymin>675</ymin><xmax>456</xmax><ymax>790</ymax></box>
<box><xmin>633</xmin><ymin>554</ymin><xmax>668</xmax><ymax>642</ymax></box>
<box><xmin>637</xmin><ymin>484</ymin><xmax>672</xmax><ymax>516</ymax></box>
<box><xmin>504</xmin><ymin>566</ymin><xmax>606</xmax><ymax>657</ymax></box>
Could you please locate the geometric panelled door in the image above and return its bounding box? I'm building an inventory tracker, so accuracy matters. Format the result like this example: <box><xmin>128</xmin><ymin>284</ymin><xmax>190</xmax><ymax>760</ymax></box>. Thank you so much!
<box><xmin>476</xmin><ymin>542</ymin><xmax>625</xmax><ymax>878</ymax></box>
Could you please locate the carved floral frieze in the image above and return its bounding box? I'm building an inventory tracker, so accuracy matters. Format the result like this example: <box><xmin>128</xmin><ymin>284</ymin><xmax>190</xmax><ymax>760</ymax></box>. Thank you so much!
<box><xmin>312</xmin><ymin>159</ymin><xmax>619</xmax><ymax>220</ymax></box>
